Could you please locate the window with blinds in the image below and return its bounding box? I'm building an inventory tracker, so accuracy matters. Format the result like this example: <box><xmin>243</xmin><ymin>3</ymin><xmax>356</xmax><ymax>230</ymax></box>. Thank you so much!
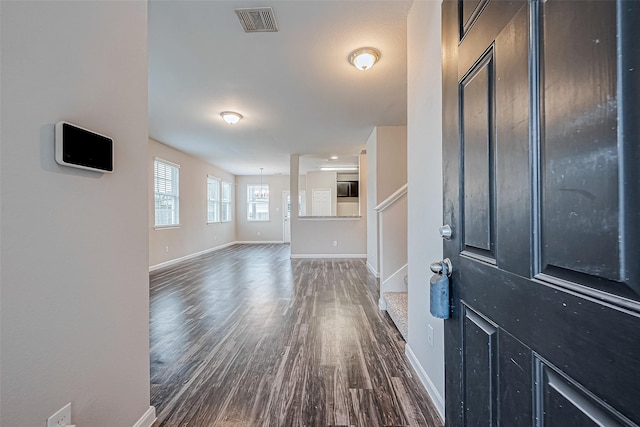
<box><xmin>247</xmin><ymin>184</ymin><xmax>269</xmax><ymax>221</ymax></box>
<box><xmin>154</xmin><ymin>159</ymin><xmax>180</xmax><ymax>227</ymax></box>
<box><xmin>221</xmin><ymin>181</ymin><xmax>232</xmax><ymax>222</ymax></box>
<box><xmin>207</xmin><ymin>176</ymin><xmax>220</xmax><ymax>223</ymax></box>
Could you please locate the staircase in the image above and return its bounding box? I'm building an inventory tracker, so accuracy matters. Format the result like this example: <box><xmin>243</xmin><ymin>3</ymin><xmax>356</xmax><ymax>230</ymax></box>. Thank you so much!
<box><xmin>375</xmin><ymin>185</ymin><xmax>409</xmax><ymax>341</ymax></box>
<box><xmin>384</xmin><ymin>291</ymin><xmax>408</xmax><ymax>340</ymax></box>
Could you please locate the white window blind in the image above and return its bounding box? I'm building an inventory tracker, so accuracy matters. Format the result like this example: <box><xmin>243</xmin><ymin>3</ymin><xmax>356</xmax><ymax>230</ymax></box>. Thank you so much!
<box><xmin>247</xmin><ymin>184</ymin><xmax>269</xmax><ymax>221</ymax></box>
<box><xmin>207</xmin><ymin>176</ymin><xmax>221</xmax><ymax>223</ymax></box>
<box><xmin>154</xmin><ymin>159</ymin><xmax>180</xmax><ymax>227</ymax></box>
<box><xmin>221</xmin><ymin>181</ymin><xmax>232</xmax><ymax>222</ymax></box>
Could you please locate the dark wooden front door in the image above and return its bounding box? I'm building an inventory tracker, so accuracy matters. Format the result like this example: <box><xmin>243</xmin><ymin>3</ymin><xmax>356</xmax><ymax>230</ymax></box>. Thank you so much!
<box><xmin>442</xmin><ymin>1</ymin><xmax>640</xmax><ymax>425</ymax></box>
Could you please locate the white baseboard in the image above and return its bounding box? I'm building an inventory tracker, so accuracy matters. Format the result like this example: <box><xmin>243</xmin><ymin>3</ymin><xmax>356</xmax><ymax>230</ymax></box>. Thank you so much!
<box><xmin>381</xmin><ymin>263</ymin><xmax>408</xmax><ymax>293</ymax></box>
<box><xmin>405</xmin><ymin>344</ymin><xmax>445</xmax><ymax>421</ymax></box>
<box><xmin>290</xmin><ymin>253</ymin><xmax>367</xmax><ymax>259</ymax></box>
<box><xmin>132</xmin><ymin>406</ymin><xmax>156</xmax><ymax>427</ymax></box>
<box><xmin>379</xmin><ymin>297</ymin><xmax>387</xmax><ymax>311</ymax></box>
<box><xmin>149</xmin><ymin>241</ymin><xmax>237</xmax><ymax>272</ymax></box>
<box><xmin>236</xmin><ymin>240</ymin><xmax>285</xmax><ymax>244</ymax></box>
<box><xmin>366</xmin><ymin>261</ymin><xmax>380</xmax><ymax>278</ymax></box>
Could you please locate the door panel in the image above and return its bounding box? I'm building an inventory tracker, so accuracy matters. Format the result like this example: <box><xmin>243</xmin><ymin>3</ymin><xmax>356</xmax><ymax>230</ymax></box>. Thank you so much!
<box><xmin>497</xmin><ymin>330</ymin><xmax>532</xmax><ymax>425</ymax></box>
<box><xmin>495</xmin><ymin>5</ymin><xmax>531</xmax><ymax>278</ymax></box>
<box><xmin>461</xmin><ymin>52</ymin><xmax>494</xmax><ymax>255</ymax></box>
<box><xmin>537</xmin><ymin>359</ymin><xmax>632</xmax><ymax>426</ymax></box>
<box><xmin>442</xmin><ymin>0</ymin><xmax>640</xmax><ymax>426</ymax></box>
<box><xmin>541</xmin><ymin>1</ymin><xmax>621</xmax><ymax>283</ymax></box>
<box><xmin>460</xmin><ymin>0</ymin><xmax>488</xmax><ymax>39</ymax></box>
<box><xmin>462</xmin><ymin>306</ymin><xmax>497</xmax><ymax>425</ymax></box>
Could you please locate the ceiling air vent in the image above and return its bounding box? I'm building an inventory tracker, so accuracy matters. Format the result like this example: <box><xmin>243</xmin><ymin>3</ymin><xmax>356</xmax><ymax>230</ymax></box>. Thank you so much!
<box><xmin>234</xmin><ymin>7</ymin><xmax>279</xmax><ymax>33</ymax></box>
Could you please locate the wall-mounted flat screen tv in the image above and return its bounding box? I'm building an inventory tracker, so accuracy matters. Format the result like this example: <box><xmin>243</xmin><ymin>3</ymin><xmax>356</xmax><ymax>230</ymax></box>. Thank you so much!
<box><xmin>55</xmin><ymin>121</ymin><xmax>113</xmax><ymax>173</ymax></box>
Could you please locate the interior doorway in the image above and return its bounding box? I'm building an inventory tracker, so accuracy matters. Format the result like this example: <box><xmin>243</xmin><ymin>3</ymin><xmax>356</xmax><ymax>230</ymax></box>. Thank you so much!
<box><xmin>311</xmin><ymin>188</ymin><xmax>331</xmax><ymax>216</ymax></box>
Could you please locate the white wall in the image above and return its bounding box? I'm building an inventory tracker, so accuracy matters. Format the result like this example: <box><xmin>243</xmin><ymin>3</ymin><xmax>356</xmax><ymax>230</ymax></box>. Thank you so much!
<box><xmin>236</xmin><ymin>174</ymin><xmax>290</xmax><ymax>242</ymax></box>
<box><xmin>149</xmin><ymin>139</ymin><xmax>236</xmax><ymax>268</ymax></box>
<box><xmin>337</xmin><ymin>201</ymin><xmax>359</xmax><ymax>216</ymax></box>
<box><xmin>1</xmin><ymin>2</ymin><xmax>152</xmax><ymax>426</ymax></box>
<box><xmin>366</xmin><ymin>126</ymin><xmax>407</xmax><ymax>276</ymax></box>
<box><xmin>380</xmin><ymin>194</ymin><xmax>408</xmax><ymax>285</ymax></box>
<box><xmin>366</xmin><ymin>128</ymin><xmax>379</xmax><ymax>274</ymax></box>
<box><xmin>406</xmin><ymin>0</ymin><xmax>445</xmax><ymax>419</ymax></box>
<box><xmin>291</xmin><ymin>154</ymin><xmax>367</xmax><ymax>257</ymax></box>
<box><xmin>376</xmin><ymin>126</ymin><xmax>408</xmax><ymax>202</ymax></box>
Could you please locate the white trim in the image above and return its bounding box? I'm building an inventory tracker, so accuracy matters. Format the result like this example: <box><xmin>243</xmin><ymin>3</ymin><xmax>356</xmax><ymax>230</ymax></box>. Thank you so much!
<box><xmin>207</xmin><ymin>175</ymin><xmax>221</xmax><ymax>223</ymax></box>
<box><xmin>375</xmin><ymin>183</ymin><xmax>408</xmax><ymax>212</ymax></box>
<box><xmin>282</xmin><ymin>190</ymin><xmax>291</xmax><ymax>243</ymax></box>
<box><xmin>298</xmin><ymin>216</ymin><xmax>362</xmax><ymax>221</ymax></box>
<box><xmin>132</xmin><ymin>406</ymin><xmax>156</xmax><ymax>427</ymax></box>
<box><xmin>149</xmin><ymin>241</ymin><xmax>236</xmax><ymax>271</ymax></box>
<box><xmin>381</xmin><ymin>263</ymin><xmax>408</xmax><ymax>293</ymax></box>
<box><xmin>149</xmin><ymin>241</ymin><xmax>291</xmax><ymax>271</ymax></box>
<box><xmin>221</xmin><ymin>180</ymin><xmax>233</xmax><ymax>223</ymax></box>
<box><xmin>379</xmin><ymin>297</ymin><xmax>387</xmax><ymax>311</ymax></box>
<box><xmin>366</xmin><ymin>261</ymin><xmax>380</xmax><ymax>278</ymax></box>
<box><xmin>153</xmin><ymin>225</ymin><xmax>181</xmax><ymax>230</ymax></box>
<box><xmin>154</xmin><ymin>157</ymin><xmax>180</xmax><ymax>168</ymax></box>
<box><xmin>236</xmin><ymin>240</ymin><xmax>284</xmax><ymax>244</ymax></box>
<box><xmin>290</xmin><ymin>253</ymin><xmax>367</xmax><ymax>259</ymax></box>
<box><xmin>405</xmin><ymin>344</ymin><xmax>445</xmax><ymax>421</ymax></box>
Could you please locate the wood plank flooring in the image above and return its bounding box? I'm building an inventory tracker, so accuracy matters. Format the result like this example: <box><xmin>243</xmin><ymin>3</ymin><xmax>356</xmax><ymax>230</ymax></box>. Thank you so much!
<box><xmin>150</xmin><ymin>244</ymin><xmax>443</xmax><ymax>427</ymax></box>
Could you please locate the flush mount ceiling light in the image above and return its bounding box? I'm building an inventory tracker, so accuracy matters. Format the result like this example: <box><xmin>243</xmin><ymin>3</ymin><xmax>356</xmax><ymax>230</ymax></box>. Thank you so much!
<box><xmin>348</xmin><ymin>47</ymin><xmax>381</xmax><ymax>71</ymax></box>
<box><xmin>220</xmin><ymin>111</ymin><xmax>243</xmax><ymax>125</ymax></box>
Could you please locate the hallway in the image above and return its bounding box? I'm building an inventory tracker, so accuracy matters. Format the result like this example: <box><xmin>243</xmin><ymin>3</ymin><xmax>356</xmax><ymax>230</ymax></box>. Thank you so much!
<box><xmin>150</xmin><ymin>244</ymin><xmax>442</xmax><ymax>426</ymax></box>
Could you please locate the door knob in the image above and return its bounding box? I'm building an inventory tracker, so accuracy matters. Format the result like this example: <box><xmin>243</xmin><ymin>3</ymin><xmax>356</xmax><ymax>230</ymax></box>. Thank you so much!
<box><xmin>439</xmin><ymin>224</ymin><xmax>452</xmax><ymax>240</ymax></box>
<box><xmin>430</xmin><ymin>258</ymin><xmax>453</xmax><ymax>276</ymax></box>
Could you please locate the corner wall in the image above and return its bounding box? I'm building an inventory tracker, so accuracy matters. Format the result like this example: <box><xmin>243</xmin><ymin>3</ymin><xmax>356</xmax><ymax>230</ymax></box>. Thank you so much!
<box><xmin>366</xmin><ymin>129</ymin><xmax>379</xmax><ymax>273</ymax></box>
<box><xmin>406</xmin><ymin>0</ymin><xmax>445</xmax><ymax>419</ymax></box>
<box><xmin>149</xmin><ymin>139</ymin><xmax>236</xmax><ymax>268</ymax></box>
<box><xmin>366</xmin><ymin>126</ymin><xmax>407</xmax><ymax>276</ymax></box>
<box><xmin>1</xmin><ymin>2</ymin><xmax>152</xmax><ymax>426</ymax></box>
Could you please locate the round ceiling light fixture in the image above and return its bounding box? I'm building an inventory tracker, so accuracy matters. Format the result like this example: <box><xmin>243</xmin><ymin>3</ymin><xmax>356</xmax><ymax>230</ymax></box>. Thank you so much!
<box><xmin>220</xmin><ymin>111</ymin><xmax>243</xmax><ymax>125</ymax></box>
<box><xmin>348</xmin><ymin>47</ymin><xmax>381</xmax><ymax>71</ymax></box>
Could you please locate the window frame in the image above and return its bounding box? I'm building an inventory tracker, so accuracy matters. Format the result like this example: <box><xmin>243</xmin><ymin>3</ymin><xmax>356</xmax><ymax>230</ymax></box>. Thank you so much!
<box><xmin>247</xmin><ymin>184</ymin><xmax>270</xmax><ymax>222</ymax></box>
<box><xmin>154</xmin><ymin>158</ymin><xmax>180</xmax><ymax>228</ymax></box>
<box><xmin>207</xmin><ymin>175</ymin><xmax>221</xmax><ymax>223</ymax></box>
<box><xmin>221</xmin><ymin>181</ymin><xmax>233</xmax><ymax>223</ymax></box>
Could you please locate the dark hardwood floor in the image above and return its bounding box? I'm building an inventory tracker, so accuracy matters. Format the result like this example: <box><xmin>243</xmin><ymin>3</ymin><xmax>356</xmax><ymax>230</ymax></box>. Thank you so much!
<box><xmin>150</xmin><ymin>244</ymin><xmax>443</xmax><ymax>427</ymax></box>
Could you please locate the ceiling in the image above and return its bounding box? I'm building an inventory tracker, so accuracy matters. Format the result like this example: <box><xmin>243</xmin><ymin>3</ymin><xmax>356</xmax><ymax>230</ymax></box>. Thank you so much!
<box><xmin>148</xmin><ymin>0</ymin><xmax>412</xmax><ymax>176</ymax></box>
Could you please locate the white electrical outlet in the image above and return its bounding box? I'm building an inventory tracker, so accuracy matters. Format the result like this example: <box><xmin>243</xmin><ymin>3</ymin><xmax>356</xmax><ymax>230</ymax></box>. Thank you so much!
<box><xmin>47</xmin><ymin>403</ymin><xmax>71</xmax><ymax>427</ymax></box>
<box><xmin>257</xmin><ymin>231</ymin><xmax>261</xmax><ymax>236</ymax></box>
<box><xmin>333</xmin><ymin>240</ymin><xmax>338</xmax><ymax>247</ymax></box>
<box><xmin>164</xmin><ymin>245</ymin><xmax>169</xmax><ymax>253</ymax></box>
<box><xmin>427</xmin><ymin>324</ymin><xmax>434</xmax><ymax>346</ymax></box>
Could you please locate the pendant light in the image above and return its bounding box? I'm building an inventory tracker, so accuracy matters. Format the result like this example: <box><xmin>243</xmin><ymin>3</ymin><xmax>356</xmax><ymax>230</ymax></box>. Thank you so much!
<box><xmin>255</xmin><ymin>168</ymin><xmax>269</xmax><ymax>200</ymax></box>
